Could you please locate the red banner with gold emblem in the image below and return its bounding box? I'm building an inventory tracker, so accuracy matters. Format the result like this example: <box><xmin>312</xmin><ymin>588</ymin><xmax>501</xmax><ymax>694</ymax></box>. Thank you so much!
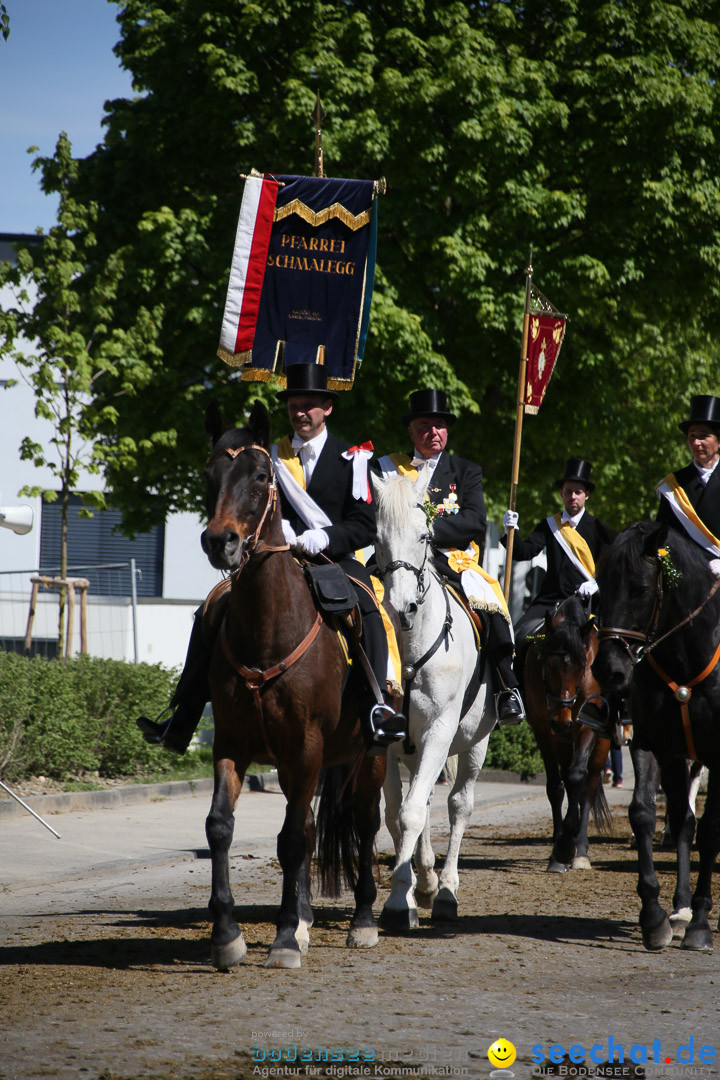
<box><xmin>524</xmin><ymin>313</ymin><xmax>566</xmax><ymax>414</ymax></box>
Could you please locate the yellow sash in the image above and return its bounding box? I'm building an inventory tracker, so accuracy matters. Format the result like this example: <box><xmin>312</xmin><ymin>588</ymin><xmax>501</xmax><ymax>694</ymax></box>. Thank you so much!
<box><xmin>275</xmin><ymin>434</ymin><xmax>305</xmax><ymax>490</ymax></box>
<box><xmin>659</xmin><ymin>473</ymin><xmax>720</xmax><ymax>550</ymax></box>
<box><xmin>387</xmin><ymin>452</ymin><xmax>418</xmax><ymax>480</ymax></box>
<box><xmin>446</xmin><ymin>541</ymin><xmax>510</xmax><ymax>618</ymax></box>
<box><xmin>370</xmin><ymin>576</ymin><xmax>402</xmax><ymax>693</ymax></box>
<box><xmin>553</xmin><ymin>512</ymin><xmax>596</xmax><ymax>576</ymax></box>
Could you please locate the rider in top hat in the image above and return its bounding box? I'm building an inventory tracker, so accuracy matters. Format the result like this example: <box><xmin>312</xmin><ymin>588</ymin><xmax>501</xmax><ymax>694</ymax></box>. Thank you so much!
<box><xmin>656</xmin><ymin>394</ymin><xmax>720</xmax><ymax>565</ymax></box>
<box><xmin>137</xmin><ymin>363</ymin><xmax>406</xmax><ymax>755</ymax></box>
<box><xmin>502</xmin><ymin>458</ymin><xmax>616</xmax><ymax>651</ymax></box>
<box><xmin>375</xmin><ymin>388</ymin><xmax>525</xmax><ymax>726</ymax></box>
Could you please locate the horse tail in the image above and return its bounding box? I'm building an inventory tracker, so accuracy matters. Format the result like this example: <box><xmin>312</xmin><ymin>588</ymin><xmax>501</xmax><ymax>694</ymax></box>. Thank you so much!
<box><xmin>591</xmin><ymin>777</ymin><xmax>613</xmax><ymax>835</ymax></box>
<box><xmin>315</xmin><ymin>764</ymin><xmax>360</xmax><ymax>898</ymax></box>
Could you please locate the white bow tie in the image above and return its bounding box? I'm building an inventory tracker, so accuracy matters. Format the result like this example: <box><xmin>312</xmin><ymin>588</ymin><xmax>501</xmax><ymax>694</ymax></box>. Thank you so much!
<box><xmin>412</xmin><ymin>456</ymin><xmax>430</xmax><ymax>468</ymax></box>
<box><xmin>292</xmin><ymin>437</ymin><xmax>315</xmax><ymax>459</ymax></box>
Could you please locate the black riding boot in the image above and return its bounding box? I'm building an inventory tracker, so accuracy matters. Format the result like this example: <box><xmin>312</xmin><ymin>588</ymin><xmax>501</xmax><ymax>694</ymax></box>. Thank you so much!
<box><xmin>492</xmin><ymin>651</ymin><xmax>526</xmax><ymax>727</ymax></box>
<box><xmin>135</xmin><ymin>613</ymin><xmax>211</xmax><ymax>754</ymax></box>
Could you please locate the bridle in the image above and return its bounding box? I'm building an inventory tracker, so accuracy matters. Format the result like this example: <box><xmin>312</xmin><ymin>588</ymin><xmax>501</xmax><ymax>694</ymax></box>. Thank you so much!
<box><xmin>212</xmin><ymin>443</ymin><xmax>289</xmax><ymax>576</ymax></box>
<box><xmin>377</xmin><ymin>529</ymin><xmax>455</xmax><ymax>709</ymax></box>
<box><xmin>597</xmin><ymin>558</ymin><xmax>720</xmax><ymax>665</ymax></box>
<box><xmin>378</xmin><ymin>528</ymin><xmax>432</xmax><ymax>607</ymax></box>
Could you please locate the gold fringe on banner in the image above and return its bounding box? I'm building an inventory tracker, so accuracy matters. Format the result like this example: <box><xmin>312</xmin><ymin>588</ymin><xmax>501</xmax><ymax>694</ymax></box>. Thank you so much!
<box><xmin>240</xmin><ymin>366</ymin><xmax>273</xmax><ymax>383</ymax></box>
<box><xmin>274</xmin><ymin>200</ymin><xmax>372</xmax><ymax>230</ymax></box>
<box><xmin>217</xmin><ymin>345</ymin><xmax>251</xmax><ymax>368</ymax></box>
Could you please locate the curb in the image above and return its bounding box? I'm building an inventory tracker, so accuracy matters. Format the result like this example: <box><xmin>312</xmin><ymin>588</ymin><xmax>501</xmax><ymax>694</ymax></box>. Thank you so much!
<box><xmin>0</xmin><ymin>771</ymin><xmax>284</xmax><ymax>820</ymax></box>
<box><xmin>0</xmin><ymin>766</ymin><xmax>536</xmax><ymax>821</ymax></box>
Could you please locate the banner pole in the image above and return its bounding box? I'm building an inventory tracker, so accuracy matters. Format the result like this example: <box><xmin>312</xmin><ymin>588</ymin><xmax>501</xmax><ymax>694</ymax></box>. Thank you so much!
<box><xmin>503</xmin><ymin>250</ymin><xmax>533</xmax><ymax>604</ymax></box>
<box><xmin>314</xmin><ymin>91</ymin><xmax>325</xmax><ymax>178</ymax></box>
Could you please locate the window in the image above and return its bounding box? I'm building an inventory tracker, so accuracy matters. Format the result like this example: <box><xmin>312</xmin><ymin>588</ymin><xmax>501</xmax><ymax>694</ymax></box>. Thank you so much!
<box><xmin>39</xmin><ymin>495</ymin><xmax>165</xmax><ymax>598</ymax></box>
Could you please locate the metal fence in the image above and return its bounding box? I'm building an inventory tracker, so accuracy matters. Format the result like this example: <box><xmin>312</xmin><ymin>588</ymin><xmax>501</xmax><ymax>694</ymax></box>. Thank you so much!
<box><xmin>0</xmin><ymin>561</ymin><xmax>141</xmax><ymax>662</ymax></box>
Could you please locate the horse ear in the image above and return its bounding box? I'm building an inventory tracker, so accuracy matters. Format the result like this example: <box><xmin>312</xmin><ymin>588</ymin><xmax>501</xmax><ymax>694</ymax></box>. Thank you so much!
<box><xmin>204</xmin><ymin>400</ymin><xmax>226</xmax><ymax>447</ymax></box>
<box><xmin>371</xmin><ymin>472</ymin><xmax>386</xmax><ymax>499</ymax></box>
<box><xmin>247</xmin><ymin>399</ymin><xmax>271</xmax><ymax>450</ymax></box>
<box><xmin>642</xmin><ymin>519</ymin><xmax>668</xmax><ymax>556</ymax></box>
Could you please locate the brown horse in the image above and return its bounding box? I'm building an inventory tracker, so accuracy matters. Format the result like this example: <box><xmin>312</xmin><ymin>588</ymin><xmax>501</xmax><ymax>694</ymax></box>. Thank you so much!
<box><xmin>522</xmin><ymin>595</ymin><xmax>612</xmax><ymax>871</ymax></box>
<box><xmin>200</xmin><ymin>400</ymin><xmax>386</xmax><ymax>969</ymax></box>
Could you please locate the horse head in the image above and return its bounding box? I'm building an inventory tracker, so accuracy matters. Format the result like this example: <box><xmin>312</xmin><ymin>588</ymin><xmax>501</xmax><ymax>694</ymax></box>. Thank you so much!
<box><xmin>201</xmin><ymin>399</ymin><xmax>277</xmax><ymax>571</ymax></box>
<box><xmin>541</xmin><ymin>596</ymin><xmax>598</xmax><ymax>736</ymax></box>
<box><xmin>373</xmin><ymin>472</ymin><xmax>432</xmax><ymax>631</ymax></box>
<box><xmin>593</xmin><ymin>520</ymin><xmax>671</xmax><ymax>695</ymax></box>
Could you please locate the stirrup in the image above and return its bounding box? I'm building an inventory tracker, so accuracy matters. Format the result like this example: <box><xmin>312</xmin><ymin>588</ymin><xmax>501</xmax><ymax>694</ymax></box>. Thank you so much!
<box><xmin>576</xmin><ymin>694</ymin><xmax>611</xmax><ymax>735</ymax></box>
<box><xmin>495</xmin><ymin>687</ymin><xmax>525</xmax><ymax>727</ymax></box>
<box><xmin>367</xmin><ymin>703</ymin><xmax>407</xmax><ymax>749</ymax></box>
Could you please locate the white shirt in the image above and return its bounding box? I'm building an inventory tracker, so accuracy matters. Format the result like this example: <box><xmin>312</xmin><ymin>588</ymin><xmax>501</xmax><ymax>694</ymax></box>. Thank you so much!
<box><xmin>560</xmin><ymin>507</ymin><xmax>585</xmax><ymax>529</ymax></box>
<box><xmin>292</xmin><ymin>427</ymin><xmax>328</xmax><ymax>485</ymax></box>
<box><xmin>411</xmin><ymin>452</ymin><xmax>441</xmax><ymax>477</ymax></box>
<box><xmin>693</xmin><ymin>459</ymin><xmax>719</xmax><ymax>487</ymax></box>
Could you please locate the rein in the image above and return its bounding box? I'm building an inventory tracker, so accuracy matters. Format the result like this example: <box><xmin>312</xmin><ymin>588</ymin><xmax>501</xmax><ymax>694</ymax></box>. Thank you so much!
<box><xmin>213</xmin><ymin>442</ymin><xmax>317</xmax><ymax>763</ymax></box>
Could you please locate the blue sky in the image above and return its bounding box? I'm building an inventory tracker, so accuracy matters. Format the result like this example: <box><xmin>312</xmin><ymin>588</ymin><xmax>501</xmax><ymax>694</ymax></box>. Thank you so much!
<box><xmin>0</xmin><ymin>0</ymin><xmax>134</xmax><ymax>233</ymax></box>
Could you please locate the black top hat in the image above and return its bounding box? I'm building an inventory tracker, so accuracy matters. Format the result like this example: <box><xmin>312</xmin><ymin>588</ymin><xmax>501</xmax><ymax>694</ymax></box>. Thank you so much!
<box><xmin>276</xmin><ymin>363</ymin><xmax>339</xmax><ymax>401</ymax></box>
<box><xmin>403</xmin><ymin>389</ymin><xmax>457</xmax><ymax>426</ymax></box>
<box><xmin>678</xmin><ymin>394</ymin><xmax>720</xmax><ymax>434</ymax></box>
<box><xmin>555</xmin><ymin>457</ymin><xmax>595</xmax><ymax>492</ymax></box>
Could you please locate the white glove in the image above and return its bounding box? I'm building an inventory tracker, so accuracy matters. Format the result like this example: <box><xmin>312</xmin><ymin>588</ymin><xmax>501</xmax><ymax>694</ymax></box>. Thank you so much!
<box><xmin>709</xmin><ymin>559</ymin><xmax>720</xmax><ymax>578</ymax></box>
<box><xmin>503</xmin><ymin>509</ymin><xmax>519</xmax><ymax>532</ymax></box>
<box><xmin>296</xmin><ymin>528</ymin><xmax>329</xmax><ymax>555</ymax></box>
<box><xmin>578</xmin><ymin>578</ymin><xmax>599</xmax><ymax>597</ymax></box>
<box><xmin>281</xmin><ymin>519</ymin><xmax>297</xmax><ymax>545</ymax></box>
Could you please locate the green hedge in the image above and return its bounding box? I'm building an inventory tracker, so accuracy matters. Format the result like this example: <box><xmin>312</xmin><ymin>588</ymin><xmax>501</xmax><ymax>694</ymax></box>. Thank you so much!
<box><xmin>0</xmin><ymin>652</ymin><xmax>182</xmax><ymax>783</ymax></box>
<box><xmin>485</xmin><ymin>721</ymin><xmax>544</xmax><ymax>780</ymax></box>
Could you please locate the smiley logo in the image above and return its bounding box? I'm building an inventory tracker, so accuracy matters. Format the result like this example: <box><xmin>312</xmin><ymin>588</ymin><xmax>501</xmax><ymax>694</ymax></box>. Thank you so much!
<box><xmin>487</xmin><ymin>1039</ymin><xmax>517</xmax><ymax>1069</ymax></box>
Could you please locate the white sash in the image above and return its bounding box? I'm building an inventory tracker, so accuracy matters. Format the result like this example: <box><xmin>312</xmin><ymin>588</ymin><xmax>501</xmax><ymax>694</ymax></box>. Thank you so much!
<box><xmin>656</xmin><ymin>481</ymin><xmax>720</xmax><ymax>558</ymax></box>
<box><xmin>546</xmin><ymin>515</ymin><xmax>594</xmax><ymax>581</ymax></box>
<box><xmin>271</xmin><ymin>445</ymin><xmax>332</xmax><ymax>531</ymax></box>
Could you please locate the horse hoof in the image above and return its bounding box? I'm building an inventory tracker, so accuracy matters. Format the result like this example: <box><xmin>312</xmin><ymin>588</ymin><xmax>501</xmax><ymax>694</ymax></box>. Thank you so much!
<box><xmin>681</xmin><ymin>926</ymin><xmax>714</xmax><ymax>952</ymax></box>
<box><xmin>265</xmin><ymin>947</ymin><xmax>302</xmax><ymax>969</ymax></box>
<box><xmin>431</xmin><ymin>888</ymin><xmax>458</xmax><ymax>922</ymax></box>
<box><xmin>346</xmin><ymin>925</ymin><xmax>379</xmax><ymax>949</ymax></box>
<box><xmin>295</xmin><ymin>919</ymin><xmax>312</xmax><ymax>954</ymax></box>
<box><xmin>415</xmin><ymin>888</ymin><xmax>439</xmax><ymax>910</ymax></box>
<box><xmin>571</xmin><ymin>855</ymin><xmax>592</xmax><ymax>870</ymax></box>
<box><xmin>211</xmin><ymin>933</ymin><xmax>247</xmax><ymax>971</ymax></box>
<box><xmin>546</xmin><ymin>858</ymin><xmax>569</xmax><ymax>873</ymax></box>
<box><xmin>642</xmin><ymin>919</ymin><xmax>673</xmax><ymax>951</ymax></box>
<box><xmin>669</xmin><ymin>908</ymin><xmax>692</xmax><ymax>939</ymax></box>
<box><xmin>379</xmin><ymin>905</ymin><xmax>419</xmax><ymax>932</ymax></box>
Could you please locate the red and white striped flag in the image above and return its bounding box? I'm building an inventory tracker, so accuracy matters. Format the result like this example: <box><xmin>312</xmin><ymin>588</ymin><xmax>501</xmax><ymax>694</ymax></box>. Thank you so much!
<box><xmin>218</xmin><ymin>174</ymin><xmax>278</xmax><ymax>366</ymax></box>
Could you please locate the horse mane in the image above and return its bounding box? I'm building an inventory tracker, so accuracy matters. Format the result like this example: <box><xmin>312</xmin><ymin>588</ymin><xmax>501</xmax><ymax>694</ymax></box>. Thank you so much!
<box><xmin>375</xmin><ymin>474</ymin><xmax>426</xmax><ymax>534</ymax></box>
<box><xmin>597</xmin><ymin>520</ymin><xmax>712</xmax><ymax>609</ymax></box>
<box><xmin>547</xmin><ymin>596</ymin><xmax>590</xmax><ymax>667</ymax></box>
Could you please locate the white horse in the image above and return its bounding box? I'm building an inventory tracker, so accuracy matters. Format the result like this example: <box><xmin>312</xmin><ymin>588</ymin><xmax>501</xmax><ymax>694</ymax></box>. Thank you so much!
<box><xmin>373</xmin><ymin>472</ymin><xmax>497</xmax><ymax>929</ymax></box>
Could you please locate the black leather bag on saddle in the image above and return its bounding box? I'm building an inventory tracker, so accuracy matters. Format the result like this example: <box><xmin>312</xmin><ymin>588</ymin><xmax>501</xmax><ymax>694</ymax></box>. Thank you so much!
<box><xmin>303</xmin><ymin>561</ymin><xmax>359</xmax><ymax>616</ymax></box>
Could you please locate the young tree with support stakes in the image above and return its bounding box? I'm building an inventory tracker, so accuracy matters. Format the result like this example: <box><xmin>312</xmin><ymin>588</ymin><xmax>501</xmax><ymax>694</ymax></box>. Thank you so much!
<box><xmin>0</xmin><ymin>134</ymin><xmax>131</xmax><ymax>657</ymax></box>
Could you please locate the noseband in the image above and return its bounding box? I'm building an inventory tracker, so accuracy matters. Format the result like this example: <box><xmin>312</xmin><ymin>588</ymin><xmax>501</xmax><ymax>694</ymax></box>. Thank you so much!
<box><xmin>380</xmin><ymin>530</ymin><xmax>432</xmax><ymax>606</ymax></box>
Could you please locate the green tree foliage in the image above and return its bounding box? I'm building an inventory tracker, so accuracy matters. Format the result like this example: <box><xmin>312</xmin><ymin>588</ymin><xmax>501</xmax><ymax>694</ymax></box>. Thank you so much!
<box><xmin>48</xmin><ymin>0</ymin><xmax>720</xmax><ymax>532</ymax></box>
<box><xmin>0</xmin><ymin>134</ymin><xmax>146</xmax><ymax>651</ymax></box>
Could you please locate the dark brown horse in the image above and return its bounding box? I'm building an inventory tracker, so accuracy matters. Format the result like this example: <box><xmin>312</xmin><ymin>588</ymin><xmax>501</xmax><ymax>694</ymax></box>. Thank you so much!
<box><xmin>523</xmin><ymin>596</ymin><xmax>612</xmax><ymax>872</ymax></box>
<box><xmin>200</xmin><ymin>401</ymin><xmax>386</xmax><ymax>969</ymax></box>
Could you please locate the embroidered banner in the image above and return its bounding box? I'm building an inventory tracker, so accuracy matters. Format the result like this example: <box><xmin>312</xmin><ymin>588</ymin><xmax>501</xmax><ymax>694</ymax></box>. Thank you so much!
<box><xmin>524</xmin><ymin>312</ymin><xmax>567</xmax><ymax>414</ymax></box>
<box><xmin>218</xmin><ymin>174</ymin><xmax>378</xmax><ymax>389</ymax></box>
